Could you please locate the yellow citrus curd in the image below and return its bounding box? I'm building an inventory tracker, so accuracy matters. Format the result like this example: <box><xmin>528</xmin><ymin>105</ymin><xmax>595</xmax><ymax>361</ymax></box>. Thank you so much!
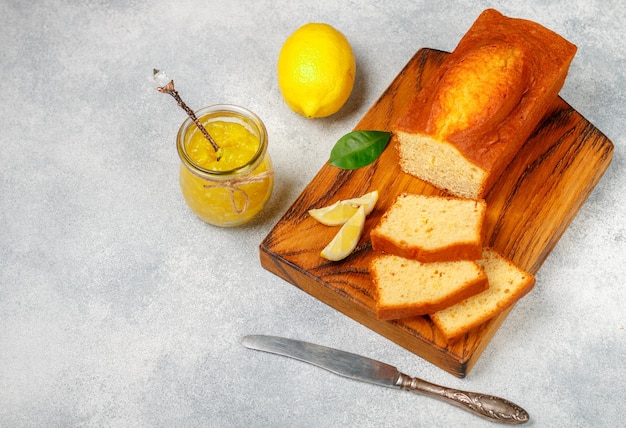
<box><xmin>179</xmin><ymin>118</ymin><xmax>273</xmax><ymax>227</ymax></box>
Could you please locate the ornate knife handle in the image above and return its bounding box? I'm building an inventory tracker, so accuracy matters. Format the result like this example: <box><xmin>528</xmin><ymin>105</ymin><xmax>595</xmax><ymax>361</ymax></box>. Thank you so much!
<box><xmin>395</xmin><ymin>373</ymin><xmax>529</xmax><ymax>424</ymax></box>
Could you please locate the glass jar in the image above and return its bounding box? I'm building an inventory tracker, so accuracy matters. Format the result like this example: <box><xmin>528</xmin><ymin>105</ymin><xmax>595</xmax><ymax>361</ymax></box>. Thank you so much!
<box><xmin>176</xmin><ymin>104</ymin><xmax>274</xmax><ymax>227</ymax></box>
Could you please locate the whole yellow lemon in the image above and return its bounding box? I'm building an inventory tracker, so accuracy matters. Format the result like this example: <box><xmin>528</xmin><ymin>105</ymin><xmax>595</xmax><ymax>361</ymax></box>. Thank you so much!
<box><xmin>277</xmin><ymin>23</ymin><xmax>356</xmax><ymax>118</ymax></box>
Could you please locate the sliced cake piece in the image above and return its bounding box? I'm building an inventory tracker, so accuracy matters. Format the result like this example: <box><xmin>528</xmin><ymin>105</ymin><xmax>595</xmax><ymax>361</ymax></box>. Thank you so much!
<box><xmin>430</xmin><ymin>247</ymin><xmax>535</xmax><ymax>341</ymax></box>
<box><xmin>370</xmin><ymin>254</ymin><xmax>488</xmax><ymax>320</ymax></box>
<box><xmin>370</xmin><ymin>193</ymin><xmax>486</xmax><ymax>263</ymax></box>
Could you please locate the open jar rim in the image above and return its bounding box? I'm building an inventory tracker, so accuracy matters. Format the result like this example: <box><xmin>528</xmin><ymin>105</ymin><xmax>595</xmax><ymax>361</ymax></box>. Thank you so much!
<box><xmin>176</xmin><ymin>104</ymin><xmax>268</xmax><ymax>179</ymax></box>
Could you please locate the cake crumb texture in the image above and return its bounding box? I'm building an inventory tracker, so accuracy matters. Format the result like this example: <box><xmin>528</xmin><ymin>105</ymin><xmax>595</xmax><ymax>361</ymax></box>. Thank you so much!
<box><xmin>370</xmin><ymin>193</ymin><xmax>486</xmax><ymax>262</ymax></box>
<box><xmin>371</xmin><ymin>254</ymin><xmax>488</xmax><ymax>320</ymax></box>
<box><xmin>430</xmin><ymin>247</ymin><xmax>535</xmax><ymax>341</ymax></box>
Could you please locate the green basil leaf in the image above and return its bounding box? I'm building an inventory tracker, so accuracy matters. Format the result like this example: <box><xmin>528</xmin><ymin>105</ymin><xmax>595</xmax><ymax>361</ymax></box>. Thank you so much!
<box><xmin>329</xmin><ymin>130</ymin><xmax>392</xmax><ymax>170</ymax></box>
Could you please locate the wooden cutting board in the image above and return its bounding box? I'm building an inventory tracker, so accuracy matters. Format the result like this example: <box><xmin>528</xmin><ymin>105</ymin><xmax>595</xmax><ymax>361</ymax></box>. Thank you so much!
<box><xmin>259</xmin><ymin>48</ymin><xmax>613</xmax><ymax>377</ymax></box>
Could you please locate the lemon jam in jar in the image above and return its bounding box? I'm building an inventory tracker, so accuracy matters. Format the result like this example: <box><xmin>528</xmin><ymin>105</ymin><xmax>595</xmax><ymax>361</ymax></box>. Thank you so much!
<box><xmin>176</xmin><ymin>105</ymin><xmax>274</xmax><ymax>227</ymax></box>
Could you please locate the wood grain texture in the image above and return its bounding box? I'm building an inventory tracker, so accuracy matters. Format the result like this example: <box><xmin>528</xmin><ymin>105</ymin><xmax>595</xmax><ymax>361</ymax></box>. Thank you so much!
<box><xmin>259</xmin><ymin>48</ymin><xmax>613</xmax><ymax>377</ymax></box>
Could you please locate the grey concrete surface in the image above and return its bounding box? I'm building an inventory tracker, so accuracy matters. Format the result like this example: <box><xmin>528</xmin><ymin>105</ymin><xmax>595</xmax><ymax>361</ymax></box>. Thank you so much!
<box><xmin>1</xmin><ymin>1</ymin><xmax>624</xmax><ymax>426</ymax></box>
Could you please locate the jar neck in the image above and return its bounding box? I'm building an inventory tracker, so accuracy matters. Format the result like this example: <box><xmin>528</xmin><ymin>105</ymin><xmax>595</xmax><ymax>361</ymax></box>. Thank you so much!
<box><xmin>176</xmin><ymin>104</ymin><xmax>268</xmax><ymax>180</ymax></box>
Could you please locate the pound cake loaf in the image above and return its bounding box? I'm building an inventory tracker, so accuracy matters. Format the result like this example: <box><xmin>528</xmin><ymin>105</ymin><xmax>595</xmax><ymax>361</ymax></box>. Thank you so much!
<box><xmin>370</xmin><ymin>193</ymin><xmax>486</xmax><ymax>263</ymax></box>
<box><xmin>395</xmin><ymin>9</ymin><xmax>577</xmax><ymax>198</ymax></box>
<box><xmin>430</xmin><ymin>247</ymin><xmax>535</xmax><ymax>341</ymax></box>
<box><xmin>370</xmin><ymin>254</ymin><xmax>488</xmax><ymax>320</ymax></box>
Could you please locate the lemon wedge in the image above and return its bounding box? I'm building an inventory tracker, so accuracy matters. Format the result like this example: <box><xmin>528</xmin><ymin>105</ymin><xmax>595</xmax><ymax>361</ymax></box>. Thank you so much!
<box><xmin>308</xmin><ymin>190</ymin><xmax>378</xmax><ymax>226</ymax></box>
<box><xmin>320</xmin><ymin>205</ymin><xmax>366</xmax><ymax>261</ymax></box>
<box><xmin>342</xmin><ymin>191</ymin><xmax>379</xmax><ymax>215</ymax></box>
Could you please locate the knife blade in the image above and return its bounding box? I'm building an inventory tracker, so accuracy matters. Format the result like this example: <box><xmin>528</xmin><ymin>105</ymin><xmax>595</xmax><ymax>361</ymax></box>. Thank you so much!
<box><xmin>242</xmin><ymin>335</ymin><xmax>529</xmax><ymax>425</ymax></box>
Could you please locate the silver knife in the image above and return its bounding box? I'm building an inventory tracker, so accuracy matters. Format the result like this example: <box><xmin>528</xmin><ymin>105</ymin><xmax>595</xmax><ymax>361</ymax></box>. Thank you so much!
<box><xmin>242</xmin><ymin>334</ymin><xmax>529</xmax><ymax>425</ymax></box>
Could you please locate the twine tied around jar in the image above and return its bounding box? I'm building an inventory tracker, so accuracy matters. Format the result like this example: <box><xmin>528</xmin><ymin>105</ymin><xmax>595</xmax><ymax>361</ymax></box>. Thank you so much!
<box><xmin>203</xmin><ymin>170</ymin><xmax>274</xmax><ymax>214</ymax></box>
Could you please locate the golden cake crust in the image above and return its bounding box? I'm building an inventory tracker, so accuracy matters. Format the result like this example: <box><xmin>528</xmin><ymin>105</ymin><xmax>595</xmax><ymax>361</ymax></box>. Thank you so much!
<box><xmin>395</xmin><ymin>9</ymin><xmax>577</xmax><ymax>198</ymax></box>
